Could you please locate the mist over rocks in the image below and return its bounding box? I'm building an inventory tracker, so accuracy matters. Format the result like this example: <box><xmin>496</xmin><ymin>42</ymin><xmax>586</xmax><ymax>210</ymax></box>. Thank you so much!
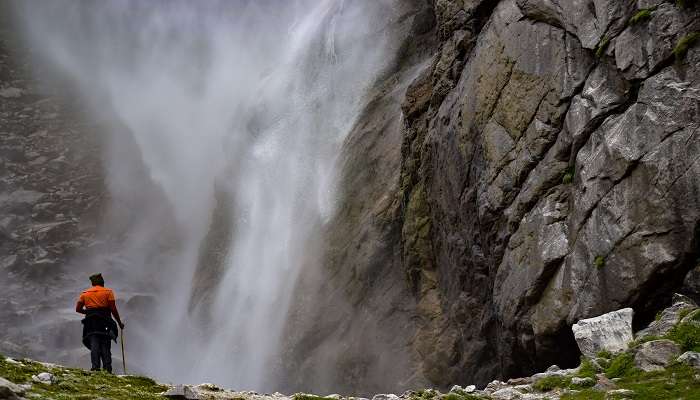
<box><xmin>1</xmin><ymin>0</ymin><xmax>700</xmax><ymax>397</ymax></box>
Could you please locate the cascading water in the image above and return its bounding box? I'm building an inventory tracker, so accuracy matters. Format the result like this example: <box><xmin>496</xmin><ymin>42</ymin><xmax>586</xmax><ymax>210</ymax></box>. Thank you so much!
<box><xmin>14</xmin><ymin>0</ymin><xmax>398</xmax><ymax>391</ymax></box>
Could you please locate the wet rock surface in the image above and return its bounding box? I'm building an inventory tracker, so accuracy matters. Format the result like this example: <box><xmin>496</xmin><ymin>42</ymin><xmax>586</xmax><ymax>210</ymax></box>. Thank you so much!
<box><xmin>293</xmin><ymin>0</ymin><xmax>700</xmax><ymax>391</ymax></box>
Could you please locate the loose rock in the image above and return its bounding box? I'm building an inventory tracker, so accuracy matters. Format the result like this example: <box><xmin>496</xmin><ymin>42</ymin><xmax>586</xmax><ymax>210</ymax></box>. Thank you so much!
<box><xmin>634</xmin><ymin>340</ymin><xmax>681</xmax><ymax>372</ymax></box>
<box><xmin>572</xmin><ymin>308</ymin><xmax>634</xmax><ymax>358</ymax></box>
<box><xmin>677</xmin><ymin>351</ymin><xmax>700</xmax><ymax>369</ymax></box>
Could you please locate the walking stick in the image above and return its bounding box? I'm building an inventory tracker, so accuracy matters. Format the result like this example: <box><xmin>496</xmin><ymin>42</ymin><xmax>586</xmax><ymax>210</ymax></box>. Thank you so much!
<box><xmin>120</xmin><ymin>327</ymin><xmax>127</xmax><ymax>375</ymax></box>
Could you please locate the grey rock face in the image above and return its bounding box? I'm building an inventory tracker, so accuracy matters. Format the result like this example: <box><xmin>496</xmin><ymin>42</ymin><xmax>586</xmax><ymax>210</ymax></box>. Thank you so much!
<box><xmin>573</xmin><ymin>308</ymin><xmax>633</xmax><ymax>359</ymax></box>
<box><xmin>634</xmin><ymin>340</ymin><xmax>681</xmax><ymax>372</ymax></box>
<box><xmin>327</xmin><ymin>0</ymin><xmax>700</xmax><ymax>391</ymax></box>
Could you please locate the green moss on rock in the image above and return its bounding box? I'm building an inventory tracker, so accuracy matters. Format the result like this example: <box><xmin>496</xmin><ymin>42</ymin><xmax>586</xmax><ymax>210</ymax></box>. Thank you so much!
<box><xmin>593</xmin><ymin>256</ymin><xmax>605</xmax><ymax>269</ymax></box>
<box><xmin>629</xmin><ymin>9</ymin><xmax>653</xmax><ymax>25</ymax></box>
<box><xmin>673</xmin><ymin>32</ymin><xmax>700</xmax><ymax>60</ymax></box>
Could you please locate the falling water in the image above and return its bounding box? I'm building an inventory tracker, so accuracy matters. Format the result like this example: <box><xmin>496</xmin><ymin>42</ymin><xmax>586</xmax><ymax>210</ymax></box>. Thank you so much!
<box><xmin>14</xmin><ymin>0</ymin><xmax>397</xmax><ymax>390</ymax></box>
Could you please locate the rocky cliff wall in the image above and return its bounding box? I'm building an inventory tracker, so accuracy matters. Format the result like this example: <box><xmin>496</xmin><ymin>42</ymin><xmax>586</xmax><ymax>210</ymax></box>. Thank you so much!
<box><xmin>284</xmin><ymin>0</ymin><xmax>700</xmax><ymax>394</ymax></box>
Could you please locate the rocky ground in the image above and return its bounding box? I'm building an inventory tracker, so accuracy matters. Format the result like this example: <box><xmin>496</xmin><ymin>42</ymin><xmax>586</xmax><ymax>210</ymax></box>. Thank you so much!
<box><xmin>3</xmin><ymin>294</ymin><xmax>700</xmax><ymax>399</ymax></box>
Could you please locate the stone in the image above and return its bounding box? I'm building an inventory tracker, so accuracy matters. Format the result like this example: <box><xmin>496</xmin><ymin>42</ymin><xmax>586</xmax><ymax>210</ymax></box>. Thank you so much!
<box><xmin>571</xmin><ymin>376</ymin><xmax>595</xmax><ymax>387</ymax></box>
<box><xmin>163</xmin><ymin>385</ymin><xmax>201</xmax><ymax>400</ymax></box>
<box><xmin>637</xmin><ymin>295</ymin><xmax>697</xmax><ymax>339</ymax></box>
<box><xmin>0</xmin><ymin>87</ymin><xmax>22</xmax><ymax>98</ymax></box>
<box><xmin>634</xmin><ymin>340</ymin><xmax>681</xmax><ymax>372</ymax></box>
<box><xmin>0</xmin><ymin>377</ymin><xmax>25</xmax><ymax>399</ymax></box>
<box><xmin>677</xmin><ymin>351</ymin><xmax>700</xmax><ymax>369</ymax></box>
<box><xmin>572</xmin><ymin>308</ymin><xmax>634</xmax><ymax>358</ymax></box>
<box><xmin>485</xmin><ymin>380</ymin><xmax>509</xmax><ymax>393</ymax></box>
<box><xmin>491</xmin><ymin>387</ymin><xmax>524</xmax><ymax>400</ymax></box>
<box><xmin>31</xmin><ymin>372</ymin><xmax>55</xmax><ymax>385</ymax></box>
<box><xmin>371</xmin><ymin>394</ymin><xmax>400</xmax><ymax>400</ymax></box>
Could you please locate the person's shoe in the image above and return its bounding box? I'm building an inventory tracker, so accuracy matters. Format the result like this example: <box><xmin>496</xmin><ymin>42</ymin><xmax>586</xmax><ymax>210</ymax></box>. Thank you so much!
<box><xmin>90</xmin><ymin>368</ymin><xmax>100</xmax><ymax>372</ymax></box>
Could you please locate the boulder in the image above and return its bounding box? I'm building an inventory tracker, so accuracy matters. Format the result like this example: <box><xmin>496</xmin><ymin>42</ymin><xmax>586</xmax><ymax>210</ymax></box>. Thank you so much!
<box><xmin>637</xmin><ymin>295</ymin><xmax>697</xmax><ymax>339</ymax></box>
<box><xmin>449</xmin><ymin>385</ymin><xmax>475</xmax><ymax>394</ymax></box>
<box><xmin>163</xmin><ymin>385</ymin><xmax>201</xmax><ymax>400</ymax></box>
<box><xmin>31</xmin><ymin>372</ymin><xmax>55</xmax><ymax>385</ymax></box>
<box><xmin>634</xmin><ymin>340</ymin><xmax>681</xmax><ymax>372</ymax></box>
<box><xmin>371</xmin><ymin>394</ymin><xmax>400</xmax><ymax>400</ymax></box>
<box><xmin>571</xmin><ymin>376</ymin><xmax>595</xmax><ymax>387</ymax></box>
<box><xmin>572</xmin><ymin>308</ymin><xmax>634</xmax><ymax>358</ymax></box>
<box><xmin>677</xmin><ymin>351</ymin><xmax>700</xmax><ymax>369</ymax></box>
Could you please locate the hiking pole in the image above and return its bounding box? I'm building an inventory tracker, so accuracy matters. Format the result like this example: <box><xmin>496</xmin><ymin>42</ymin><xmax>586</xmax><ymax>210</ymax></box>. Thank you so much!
<box><xmin>120</xmin><ymin>327</ymin><xmax>127</xmax><ymax>375</ymax></box>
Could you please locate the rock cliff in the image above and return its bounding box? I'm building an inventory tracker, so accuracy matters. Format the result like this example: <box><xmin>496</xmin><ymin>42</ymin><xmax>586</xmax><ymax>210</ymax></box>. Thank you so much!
<box><xmin>283</xmin><ymin>0</ymin><xmax>700</xmax><ymax>393</ymax></box>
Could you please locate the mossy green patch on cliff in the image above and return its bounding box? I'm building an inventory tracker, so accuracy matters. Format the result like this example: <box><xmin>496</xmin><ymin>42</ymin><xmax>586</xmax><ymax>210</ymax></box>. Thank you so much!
<box><xmin>402</xmin><ymin>180</ymin><xmax>435</xmax><ymax>289</ymax></box>
<box><xmin>673</xmin><ymin>32</ymin><xmax>700</xmax><ymax>61</ymax></box>
<box><xmin>562</xmin><ymin>166</ymin><xmax>575</xmax><ymax>184</ymax></box>
<box><xmin>593</xmin><ymin>256</ymin><xmax>605</xmax><ymax>269</ymax></box>
<box><xmin>0</xmin><ymin>356</ymin><xmax>167</xmax><ymax>400</ymax></box>
<box><xmin>629</xmin><ymin>9</ymin><xmax>653</xmax><ymax>25</ymax></box>
<box><xmin>595</xmin><ymin>37</ymin><xmax>610</xmax><ymax>58</ymax></box>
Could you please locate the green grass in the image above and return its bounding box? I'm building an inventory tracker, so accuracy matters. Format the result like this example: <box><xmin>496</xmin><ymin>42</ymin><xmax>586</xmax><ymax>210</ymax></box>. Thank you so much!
<box><xmin>667</xmin><ymin>320</ymin><xmax>700</xmax><ymax>352</ymax></box>
<box><xmin>678</xmin><ymin>308</ymin><xmax>693</xmax><ymax>321</ymax></box>
<box><xmin>577</xmin><ymin>358</ymin><xmax>599</xmax><ymax>379</ymax></box>
<box><xmin>533</xmin><ymin>375</ymin><xmax>571</xmax><ymax>392</ymax></box>
<box><xmin>595</xmin><ymin>350</ymin><xmax>612</xmax><ymax>359</ymax></box>
<box><xmin>593</xmin><ymin>256</ymin><xmax>605</xmax><ymax>269</ymax></box>
<box><xmin>605</xmin><ymin>352</ymin><xmax>635</xmax><ymax>378</ymax></box>
<box><xmin>630</xmin><ymin>335</ymin><xmax>663</xmax><ymax>349</ymax></box>
<box><xmin>595</xmin><ymin>36</ymin><xmax>610</xmax><ymax>58</ymax></box>
<box><xmin>673</xmin><ymin>32</ymin><xmax>700</xmax><ymax>61</ymax></box>
<box><xmin>561</xmin><ymin>390</ymin><xmax>605</xmax><ymax>400</ymax></box>
<box><xmin>564</xmin><ymin>363</ymin><xmax>700</xmax><ymax>399</ymax></box>
<box><xmin>629</xmin><ymin>9</ymin><xmax>653</xmax><ymax>25</ymax></box>
<box><xmin>439</xmin><ymin>392</ymin><xmax>486</xmax><ymax>400</ymax></box>
<box><xmin>0</xmin><ymin>356</ymin><xmax>168</xmax><ymax>400</ymax></box>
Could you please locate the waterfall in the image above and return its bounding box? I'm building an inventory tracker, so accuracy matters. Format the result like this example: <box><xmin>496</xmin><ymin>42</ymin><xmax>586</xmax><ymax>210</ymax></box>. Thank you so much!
<box><xmin>14</xmin><ymin>0</ymin><xmax>396</xmax><ymax>390</ymax></box>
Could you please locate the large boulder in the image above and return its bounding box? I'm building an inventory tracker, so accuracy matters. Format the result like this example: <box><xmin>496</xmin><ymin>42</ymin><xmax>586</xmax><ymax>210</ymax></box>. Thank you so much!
<box><xmin>634</xmin><ymin>340</ymin><xmax>681</xmax><ymax>372</ymax></box>
<box><xmin>572</xmin><ymin>308</ymin><xmax>634</xmax><ymax>358</ymax></box>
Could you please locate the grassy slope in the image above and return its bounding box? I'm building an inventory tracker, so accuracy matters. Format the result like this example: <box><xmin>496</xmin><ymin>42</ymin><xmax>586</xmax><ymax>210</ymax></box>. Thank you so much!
<box><xmin>0</xmin><ymin>356</ymin><xmax>168</xmax><ymax>400</ymax></box>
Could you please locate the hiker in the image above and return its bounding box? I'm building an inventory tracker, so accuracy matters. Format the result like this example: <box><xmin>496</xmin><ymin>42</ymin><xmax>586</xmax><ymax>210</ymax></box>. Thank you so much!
<box><xmin>75</xmin><ymin>273</ymin><xmax>125</xmax><ymax>373</ymax></box>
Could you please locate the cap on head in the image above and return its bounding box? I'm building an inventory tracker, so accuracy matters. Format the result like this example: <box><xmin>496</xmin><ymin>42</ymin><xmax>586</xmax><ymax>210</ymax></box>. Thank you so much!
<box><xmin>89</xmin><ymin>273</ymin><xmax>104</xmax><ymax>286</ymax></box>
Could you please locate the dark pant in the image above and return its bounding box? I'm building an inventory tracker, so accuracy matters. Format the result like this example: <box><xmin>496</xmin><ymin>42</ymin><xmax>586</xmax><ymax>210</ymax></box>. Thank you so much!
<box><xmin>88</xmin><ymin>334</ymin><xmax>112</xmax><ymax>372</ymax></box>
